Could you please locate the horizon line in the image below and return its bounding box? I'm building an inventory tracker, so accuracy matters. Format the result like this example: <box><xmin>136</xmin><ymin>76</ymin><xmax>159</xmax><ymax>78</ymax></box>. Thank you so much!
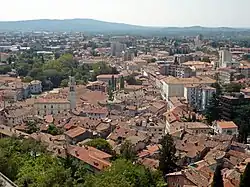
<box><xmin>0</xmin><ymin>18</ymin><xmax>249</xmax><ymax>29</ymax></box>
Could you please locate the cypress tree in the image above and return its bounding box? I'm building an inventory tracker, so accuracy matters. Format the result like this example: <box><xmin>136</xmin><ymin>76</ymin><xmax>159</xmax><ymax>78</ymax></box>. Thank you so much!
<box><xmin>159</xmin><ymin>134</ymin><xmax>178</xmax><ymax>175</ymax></box>
<box><xmin>120</xmin><ymin>76</ymin><xmax>125</xmax><ymax>89</ymax></box>
<box><xmin>240</xmin><ymin>162</ymin><xmax>250</xmax><ymax>187</ymax></box>
<box><xmin>212</xmin><ymin>165</ymin><xmax>224</xmax><ymax>187</ymax></box>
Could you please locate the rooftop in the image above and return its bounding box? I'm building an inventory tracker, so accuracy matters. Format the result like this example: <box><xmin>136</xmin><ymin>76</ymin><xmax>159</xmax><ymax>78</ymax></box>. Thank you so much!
<box><xmin>217</xmin><ymin>121</ymin><xmax>238</xmax><ymax>129</ymax></box>
<box><xmin>162</xmin><ymin>76</ymin><xmax>216</xmax><ymax>85</ymax></box>
<box><xmin>64</xmin><ymin>126</ymin><xmax>87</xmax><ymax>138</ymax></box>
<box><xmin>68</xmin><ymin>145</ymin><xmax>111</xmax><ymax>171</ymax></box>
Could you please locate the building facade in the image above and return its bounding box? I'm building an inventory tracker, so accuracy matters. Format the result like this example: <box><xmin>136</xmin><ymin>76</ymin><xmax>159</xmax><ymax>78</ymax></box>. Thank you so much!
<box><xmin>215</xmin><ymin>121</ymin><xmax>238</xmax><ymax>136</ymax></box>
<box><xmin>34</xmin><ymin>98</ymin><xmax>70</xmax><ymax>116</ymax></box>
<box><xmin>219</xmin><ymin>94</ymin><xmax>250</xmax><ymax>121</ymax></box>
<box><xmin>159</xmin><ymin>64</ymin><xmax>195</xmax><ymax>78</ymax></box>
<box><xmin>96</xmin><ymin>74</ymin><xmax>121</xmax><ymax>83</ymax></box>
<box><xmin>30</xmin><ymin>80</ymin><xmax>42</xmax><ymax>94</ymax></box>
<box><xmin>160</xmin><ymin>76</ymin><xmax>216</xmax><ymax>100</ymax></box>
<box><xmin>184</xmin><ymin>84</ymin><xmax>216</xmax><ymax>111</ymax></box>
<box><xmin>111</xmin><ymin>42</ymin><xmax>126</xmax><ymax>57</ymax></box>
<box><xmin>219</xmin><ymin>49</ymin><xmax>232</xmax><ymax>68</ymax></box>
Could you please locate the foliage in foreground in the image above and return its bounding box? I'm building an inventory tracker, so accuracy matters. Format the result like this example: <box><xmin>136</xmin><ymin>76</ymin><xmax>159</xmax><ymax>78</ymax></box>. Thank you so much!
<box><xmin>240</xmin><ymin>162</ymin><xmax>250</xmax><ymax>187</ymax></box>
<box><xmin>83</xmin><ymin>159</ymin><xmax>166</xmax><ymax>187</ymax></box>
<box><xmin>0</xmin><ymin>137</ymin><xmax>165</xmax><ymax>187</ymax></box>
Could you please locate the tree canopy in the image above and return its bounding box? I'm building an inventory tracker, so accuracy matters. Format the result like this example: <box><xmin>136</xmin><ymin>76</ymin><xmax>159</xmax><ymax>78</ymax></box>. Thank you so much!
<box><xmin>233</xmin><ymin>105</ymin><xmax>250</xmax><ymax>143</ymax></box>
<box><xmin>211</xmin><ymin>165</ymin><xmax>224</xmax><ymax>187</ymax></box>
<box><xmin>83</xmin><ymin>159</ymin><xmax>166</xmax><ymax>187</ymax></box>
<box><xmin>224</xmin><ymin>83</ymin><xmax>244</xmax><ymax>93</ymax></box>
<box><xmin>159</xmin><ymin>134</ymin><xmax>178</xmax><ymax>175</ymax></box>
<box><xmin>120</xmin><ymin>140</ymin><xmax>137</xmax><ymax>162</ymax></box>
<box><xmin>6</xmin><ymin>52</ymin><xmax>119</xmax><ymax>90</ymax></box>
<box><xmin>0</xmin><ymin>137</ymin><xmax>167</xmax><ymax>187</ymax></box>
<box><xmin>85</xmin><ymin>138</ymin><xmax>113</xmax><ymax>154</ymax></box>
<box><xmin>240</xmin><ymin>162</ymin><xmax>250</xmax><ymax>187</ymax></box>
<box><xmin>205</xmin><ymin>93</ymin><xmax>221</xmax><ymax>125</ymax></box>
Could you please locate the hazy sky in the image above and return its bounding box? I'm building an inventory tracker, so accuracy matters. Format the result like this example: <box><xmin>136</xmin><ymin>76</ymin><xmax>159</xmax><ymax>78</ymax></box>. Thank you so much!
<box><xmin>0</xmin><ymin>0</ymin><xmax>249</xmax><ymax>27</ymax></box>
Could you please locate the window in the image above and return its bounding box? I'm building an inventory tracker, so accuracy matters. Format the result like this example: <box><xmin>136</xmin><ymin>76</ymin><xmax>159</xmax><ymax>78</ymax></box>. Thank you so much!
<box><xmin>51</xmin><ymin>105</ymin><xmax>53</xmax><ymax>108</ymax></box>
<box><xmin>38</xmin><ymin>111</ymin><xmax>40</xmax><ymax>115</ymax></box>
<box><xmin>44</xmin><ymin>105</ymin><xmax>46</xmax><ymax>109</ymax></box>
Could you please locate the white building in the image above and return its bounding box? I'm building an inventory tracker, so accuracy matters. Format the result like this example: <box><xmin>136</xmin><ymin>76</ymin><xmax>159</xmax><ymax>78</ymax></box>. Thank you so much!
<box><xmin>30</xmin><ymin>80</ymin><xmax>42</xmax><ymax>94</ymax></box>
<box><xmin>111</xmin><ymin>42</ymin><xmax>126</xmax><ymax>57</ymax></box>
<box><xmin>160</xmin><ymin>76</ymin><xmax>216</xmax><ymax>100</ymax></box>
<box><xmin>219</xmin><ymin>50</ymin><xmax>232</xmax><ymax>68</ymax></box>
<box><xmin>34</xmin><ymin>98</ymin><xmax>70</xmax><ymax>116</ymax></box>
<box><xmin>184</xmin><ymin>84</ymin><xmax>216</xmax><ymax>111</ymax></box>
<box><xmin>1</xmin><ymin>106</ymin><xmax>33</xmax><ymax>126</ymax></box>
<box><xmin>96</xmin><ymin>74</ymin><xmax>121</xmax><ymax>83</ymax></box>
<box><xmin>215</xmin><ymin>121</ymin><xmax>238</xmax><ymax>136</ymax></box>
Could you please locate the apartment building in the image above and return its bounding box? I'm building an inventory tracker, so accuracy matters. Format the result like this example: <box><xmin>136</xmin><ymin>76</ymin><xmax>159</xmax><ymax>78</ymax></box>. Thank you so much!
<box><xmin>219</xmin><ymin>93</ymin><xmax>250</xmax><ymax>121</ymax></box>
<box><xmin>160</xmin><ymin>76</ymin><xmax>216</xmax><ymax>100</ymax></box>
<box><xmin>184</xmin><ymin>84</ymin><xmax>216</xmax><ymax>111</ymax></box>
<box><xmin>159</xmin><ymin>64</ymin><xmax>195</xmax><ymax>78</ymax></box>
<box><xmin>111</xmin><ymin>42</ymin><xmax>126</xmax><ymax>57</ymax></box>
<box><xmin>217</xmin><ymin>68</ymin><xmax>237</xmax><ymax>84</ymax></box>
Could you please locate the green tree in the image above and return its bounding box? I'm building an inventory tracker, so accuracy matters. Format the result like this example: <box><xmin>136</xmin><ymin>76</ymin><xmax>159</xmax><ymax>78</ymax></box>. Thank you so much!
<box><xmin>205</xmin><ymin>93</ymin><xmax>221</xmax><ymax>125</ymax></box>
<box><xmin>15</xmin><ymin>154</ymin><xmax>72</xmax><ymax>187</ymax></box>
<box><xmin>125</xmin><ymin>75</ymin><xmax>142</xmax><ymax>85</ymax></box>
<box><xmin>26</xmin><ymin>120</ymin><xmax>39</xmax><ymax>134</ymax></box>
<box><xmin>120</xmin><ymin>76</ymin><xmax>125</xmax><ymax>89</ymax></box>
<box><xmin>83</xmin><ymin>159</ymin><xmax>166</xmax><ymax>187</ymax></box>
<box><xmin>16</xmin><ymin>63</ymin><xmax>32</xmax><ymax>76</ymax></box>
<box><xmin>85</xmin><ymin>138</ymin><xmax>113</xmax><ymax>154</ymax></box>
<box><xmin>240</xmin><ymin>162</ymin><xmax>250</xmax><ymax>187</ymax></box>
<box><xmin>233</xmin><ymin>105</ymin><xmax>250</xmax><ymax>143</ymax></box>
<box><xmin>111</xmin><ymin>75</ymin><xmax>115</xmax><ymax>91</ymax></box>
<box><xmin>60</xmin><ymin>79</ymin><xmax>69</xmax><ymax>87</ymax></box>
<box><xmin>108</xmin><ymin>80</ymin><xmax>114</xmax><ymax>101</ymax></box>
<box><xmin>211</xmin><ymin>82</ymin><xmax>222</xmax><ymax>96</ymax></box>
<box><xmin>201</xmin><ymin>56</ymin><xmax>211</xmax><ymax>63</ymax></box>
<box><xmin>211</xmin><ymin>165</ymin><xmax>224</xmax><ymax>187</ymax></box>
<box><xmin>224</xmin><ymin>83</ymin><xmax>243</xmax><ymax>93</ymax></box>
<box><xmin>47</xmin><ymin>124</ymin><xmax>62</xmax><ymax>136</ymax></box>
<box><xmin>159</xmin><ymin>134</ymin><xmax>178</xmax><ymax>175</ymax></box>
<box><xmin>120</xmin><ymin>141</ymin><xmax>137</xmax><ymax>161</ymax></box>
<box><xmin>0</xmin><ymin>65</ymin><xmax>11</xmax><ymax>74</ymax></box>
<box><xmin>22</xmin><ymin>76</ymin><xmax>33</xmax><ymax>83</ymax></box>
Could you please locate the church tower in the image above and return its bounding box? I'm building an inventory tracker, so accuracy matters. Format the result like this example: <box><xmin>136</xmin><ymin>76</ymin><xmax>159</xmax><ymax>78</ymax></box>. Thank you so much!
<box><xmin>68</xmin><ymin>76</ymin><xmax>76</xmax><ymax>110</ymax></box>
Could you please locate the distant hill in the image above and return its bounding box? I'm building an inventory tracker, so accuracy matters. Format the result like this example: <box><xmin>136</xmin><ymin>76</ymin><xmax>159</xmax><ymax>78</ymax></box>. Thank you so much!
<box><xmin>0</xmin><ymin>19</ymin><xmax>249</xmax><ymax>35</ymax></box>
<box><xmin>0</xmin><ymin>19</ymin><xmax>157</xmax><ymax>32</ymax></box>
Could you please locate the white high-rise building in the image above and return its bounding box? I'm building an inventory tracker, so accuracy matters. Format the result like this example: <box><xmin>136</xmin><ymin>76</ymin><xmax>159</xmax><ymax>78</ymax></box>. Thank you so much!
<box><xmin>219</xmin><ymin>50</ymin><xmax>232</xmax><ymax>68</ymax></box>
<box><xmin>184</xmin><ymin>84</ymin><xmax>216</xmax><ymax>111</ymax></box>
<box><xmin>68</xmin><ymin>76</ymin><xmax>76</xmax><ymax>110</ymax></box>
<box><xmin>111</xmin><ymin>42</ymin><xmax>126</xmax><ymax>57</ymax></box>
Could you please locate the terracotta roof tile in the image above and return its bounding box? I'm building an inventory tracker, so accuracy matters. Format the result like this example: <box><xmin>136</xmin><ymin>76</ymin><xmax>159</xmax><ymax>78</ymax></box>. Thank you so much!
<box><xmin>65</xmin><ymin>126</ymin><xmax>86</xmax><ymax>138</ymax></box>
<box><xmin>68</xmin><ymin>145</ymin><xmax>111</xmax><ymax>171</ymax></box>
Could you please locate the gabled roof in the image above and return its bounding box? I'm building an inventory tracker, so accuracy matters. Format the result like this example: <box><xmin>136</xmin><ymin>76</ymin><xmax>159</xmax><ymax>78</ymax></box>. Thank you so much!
<box><xmin>68</xmin><ymin>145</ymin><xmax>112</xmax><ymax>171</ymax></box>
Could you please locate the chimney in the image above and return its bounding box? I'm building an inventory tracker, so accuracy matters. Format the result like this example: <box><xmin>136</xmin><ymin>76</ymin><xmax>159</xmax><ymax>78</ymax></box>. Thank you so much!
<box><xmin>75</xmin><ymin>150</ymin><xmax>79</xmax><ymax>156</ymax></box>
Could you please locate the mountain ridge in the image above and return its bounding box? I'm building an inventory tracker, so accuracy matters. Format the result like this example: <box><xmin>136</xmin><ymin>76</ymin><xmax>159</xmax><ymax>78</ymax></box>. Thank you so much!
<box><xmin>0</xmin><ymin>18</ymin><xmax>249</xmax><ymax>33</ymax></box>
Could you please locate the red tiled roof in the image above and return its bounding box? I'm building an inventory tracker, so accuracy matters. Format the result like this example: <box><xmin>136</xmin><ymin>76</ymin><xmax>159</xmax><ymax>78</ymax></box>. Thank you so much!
<box><xmin>68</xmin><ymin>145</ymin><xmax>112</xmax><ymax>171</ymax></box>
<box><xmin>44</xmin><ymin>115</ymin><xmax>54</xmax><ymax>123</ymax></box>
<box><xmin>65</xmin><ymin>126</ymin><xmax>86</xmax><ymax>138</ymax></box>
<box><xmin>217</xmin><ymin>121</ymin><xmax>237</xmax><ymax>129</ymax></box>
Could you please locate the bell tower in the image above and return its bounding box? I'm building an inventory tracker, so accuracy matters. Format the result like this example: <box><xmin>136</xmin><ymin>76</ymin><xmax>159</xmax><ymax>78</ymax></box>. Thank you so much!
<box><xmin>68</xmin><ymin>76</ymin><xmax>76</xmax><ymax>110</ymax></box>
